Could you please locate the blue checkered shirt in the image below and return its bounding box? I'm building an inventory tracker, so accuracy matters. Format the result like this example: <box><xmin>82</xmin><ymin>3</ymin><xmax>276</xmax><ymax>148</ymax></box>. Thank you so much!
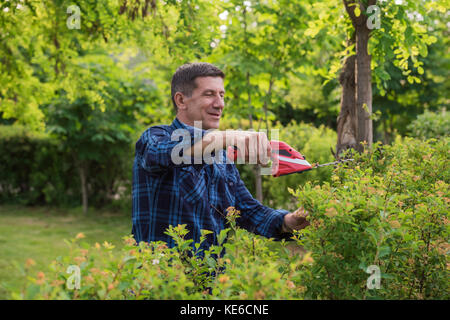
<box><xmin>131</xmin><ymin>118</ymin><xmax>289</xmax><ymax>251</ymax></box>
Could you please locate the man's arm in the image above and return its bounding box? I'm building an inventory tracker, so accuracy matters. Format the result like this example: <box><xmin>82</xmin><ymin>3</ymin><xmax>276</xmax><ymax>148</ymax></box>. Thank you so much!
<box><xmin>229</xmin><ymin>164</ymin><xmax>290</xmax><ymax>239</ymax></box>
<box><xmin>232</xmin><ymin>170</ymin><xmax>310</xmax><ymax>238</ymax></box>
<box><xmin>138</xmin><ymin>127</ymin><xmax>271</xmax><ymax>172</ymax></box>
<box><xmin>136</xmin><ymin>126</ymin><xmax>198</xmax><ymax>172</ymax></box>
<box><xmin>186</xmin><ymin>130</ymin><xmax>272</xmax><ymax>165</ymax></box>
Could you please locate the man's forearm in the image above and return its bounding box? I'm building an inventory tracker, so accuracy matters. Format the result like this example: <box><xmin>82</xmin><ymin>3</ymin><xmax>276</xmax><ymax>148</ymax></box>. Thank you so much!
<box><xmin>185</xmin><ymin>130</ymin><xmax>225</xmax><ymax>157</ymax></box>
<box><xmin>185</xmin><ymin>130</ymin><xmax>271</xmax><ymax>165</ymax></box>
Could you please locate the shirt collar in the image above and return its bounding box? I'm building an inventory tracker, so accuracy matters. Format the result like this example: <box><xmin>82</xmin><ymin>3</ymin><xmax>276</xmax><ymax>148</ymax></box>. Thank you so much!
<box><xmin>171</xmin><ymin>117</ymin><xmax>207</xmax><ymax>135</ymax></box>
<box><xmin>171</xmin><ymin>117</ymin><xmax>186</xmax><ymax>130</ymax></box>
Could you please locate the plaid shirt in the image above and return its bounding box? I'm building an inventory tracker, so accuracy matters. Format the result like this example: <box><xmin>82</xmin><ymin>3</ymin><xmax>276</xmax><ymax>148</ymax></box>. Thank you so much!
<box><xmin>132</xmin><ymin>118</ymin><xmax>289</xmax><ymax>251</ymax></box>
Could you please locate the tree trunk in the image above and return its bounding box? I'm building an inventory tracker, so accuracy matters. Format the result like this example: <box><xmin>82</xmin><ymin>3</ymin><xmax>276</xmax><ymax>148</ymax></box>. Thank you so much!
<box><xmin>336</xmin><ymin>37</ymin><xmax>357</xmax><ymax>157</ymax></box>
<box><xmin>355</xmin><ymin>26</ymin><xmax>373</xmax><ymax>152</ymax></box>
<box><xmin>78</xmin><ymin>164</ymin><xmax>88</xmax><ymax>214</ymax></box>
<box><xmin>254</xmin><ymin>166</ymin><xmax>263</xmax><ymax>202</ymax></box>
<box><xmin>340</xmin><ymin>0</ymin><xmax>376</xmax><ymax>154</ymax></box>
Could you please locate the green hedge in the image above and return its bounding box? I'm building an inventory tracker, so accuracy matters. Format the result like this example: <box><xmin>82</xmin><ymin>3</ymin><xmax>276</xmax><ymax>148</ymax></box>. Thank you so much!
<box><xmin>407</xmin><ymin>109</ymin><xmax>449</xmax><ymax>140</ymax></box>
<box><xmin>11</xmin><ymin>137</ymin><xmax>449</xmax><ymax>300</ymax></box>
<box><xmin>294</xmin><ymin>136</ymin><xmax>449</xmax><ymax>299</ymax></box>
<box><xmin>0</xmin><ymin>125</ymin><xmax>75</xmax><ymax>206</ymax></box>
<box><xmin>0</xmin><ymin>125</ymin><xmax>132</xmax><ymax>209</ymax></box>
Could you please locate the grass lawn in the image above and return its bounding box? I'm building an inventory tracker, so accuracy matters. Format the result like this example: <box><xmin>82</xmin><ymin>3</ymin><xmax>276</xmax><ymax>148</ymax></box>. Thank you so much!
<box><xmin>0</xmin><ymin>205</ymin><xmax>131</xmax><ymax>299</ymax></box>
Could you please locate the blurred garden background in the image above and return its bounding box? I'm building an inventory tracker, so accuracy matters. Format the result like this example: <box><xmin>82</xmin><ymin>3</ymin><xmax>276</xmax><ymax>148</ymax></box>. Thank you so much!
<box><xmin>0</xmin><ymin>0</ymin><xmax>448</xmax><ymax>299</ymax></box>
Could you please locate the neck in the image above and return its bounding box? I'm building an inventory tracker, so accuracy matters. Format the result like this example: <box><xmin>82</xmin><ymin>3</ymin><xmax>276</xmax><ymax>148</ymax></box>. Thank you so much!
<box><xmin>176</xmin><ymin>115</ymin><xmax>208</xmax><ymax>130</ymax></box>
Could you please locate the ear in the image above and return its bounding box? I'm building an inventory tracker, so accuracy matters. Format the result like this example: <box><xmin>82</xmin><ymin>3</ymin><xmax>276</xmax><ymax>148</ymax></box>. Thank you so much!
<box><xmin>174</xmin><ymin>92</ymin><xmax>187</xmax><ymax>111</ymax></box>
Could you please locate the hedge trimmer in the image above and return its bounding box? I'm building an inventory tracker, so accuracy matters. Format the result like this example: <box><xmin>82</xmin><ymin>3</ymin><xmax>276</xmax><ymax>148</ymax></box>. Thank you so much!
<box><xmin>230</xmin><ymin>140</ymin><xmax>354</xmax><ymax>177</ymax></box>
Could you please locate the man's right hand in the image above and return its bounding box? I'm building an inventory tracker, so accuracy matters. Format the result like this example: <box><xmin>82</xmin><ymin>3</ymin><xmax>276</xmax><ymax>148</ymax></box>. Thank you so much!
<box><xmin>206</xmin><ymin>130</ymin><xmax>271</xmax><ymax>165</ymax></box>
<box><xmin>186</xmin><ymin>130</ymin><xmax>271</xmax><ymax>165</ymax></box>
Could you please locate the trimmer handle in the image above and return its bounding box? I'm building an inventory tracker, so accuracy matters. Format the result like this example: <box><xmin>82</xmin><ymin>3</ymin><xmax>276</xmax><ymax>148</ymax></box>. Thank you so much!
<box><xmin>227</xmin><ymin>141</ymin><xmax>312</xmax><ymax>177</ymax></box>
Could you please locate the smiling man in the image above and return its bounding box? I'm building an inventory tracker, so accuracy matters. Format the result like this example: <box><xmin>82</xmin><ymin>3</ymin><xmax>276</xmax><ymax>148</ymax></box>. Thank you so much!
<box><xmin>132</xmin><ymin>62</ymin><xmax>309</xmax><ymax>252</ymax></box>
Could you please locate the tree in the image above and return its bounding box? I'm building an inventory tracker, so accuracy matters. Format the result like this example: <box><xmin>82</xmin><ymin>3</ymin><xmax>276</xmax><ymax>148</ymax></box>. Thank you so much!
<box><xmin>0</xmin><ymin>0</ymin><xmax>168</xmax><ymax>211</ymax></box>
<box><xmin>334</xmin><ymin>0</ymin><xmax>444</xmax><ymax>154</ymax></box>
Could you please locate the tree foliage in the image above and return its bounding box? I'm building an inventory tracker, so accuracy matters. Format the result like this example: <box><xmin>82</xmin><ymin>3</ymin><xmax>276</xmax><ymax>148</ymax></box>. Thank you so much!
<box><xmin>0</xmin><ymin>0</ymin><xmax>448</xmax><ymax>208</ymax></box>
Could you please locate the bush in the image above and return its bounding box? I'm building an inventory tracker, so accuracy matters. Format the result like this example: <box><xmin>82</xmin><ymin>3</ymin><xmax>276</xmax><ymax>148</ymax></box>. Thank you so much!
<box><xmin>10</xmin><ymin>208</ymin><xmax>306</xmax><ymax>300</ymax></box>
<box><xmin>407</xmin><ymin>109</ymin><xmax>449</xmax><ymax>140</ymax></box>
<box><xmin>292</xmin><ymin>136</ymin><xmax>449</xmax><ymax>299</ymax></box>
<box><xmin>0</xmin><ymin>124</ymin><xmax>132</xmax><ymax>209</ymax></box>
<box><xmin>0</xmin><ymin>125</ymin><xmax>77</xmax><ymax>206</ymax></box>
<box><xmin>10</xmin><ymin>137</ymin><xmax>449</xmax><ymax>300</ymax></box>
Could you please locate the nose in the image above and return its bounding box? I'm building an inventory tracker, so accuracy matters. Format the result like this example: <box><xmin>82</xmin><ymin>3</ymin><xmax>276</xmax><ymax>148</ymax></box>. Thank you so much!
<box><xmin>213</xmin><ymin>94</ymin><xmax>225</xmax><ymax>109</ymax></box>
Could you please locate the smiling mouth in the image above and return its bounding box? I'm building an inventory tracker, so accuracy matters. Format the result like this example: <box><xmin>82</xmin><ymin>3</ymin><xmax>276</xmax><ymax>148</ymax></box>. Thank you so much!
<box><xmin>208</xmin><ymin>113</ymin><xmax>221</xmax><ymax>119</ymax></box>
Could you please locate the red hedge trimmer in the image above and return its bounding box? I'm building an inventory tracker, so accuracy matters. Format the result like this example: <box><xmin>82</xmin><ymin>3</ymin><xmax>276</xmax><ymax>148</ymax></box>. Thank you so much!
<box><xmin>230</xmin><ymin>140</ymin><xmax>354</xmax><ymax>177</ymax></box>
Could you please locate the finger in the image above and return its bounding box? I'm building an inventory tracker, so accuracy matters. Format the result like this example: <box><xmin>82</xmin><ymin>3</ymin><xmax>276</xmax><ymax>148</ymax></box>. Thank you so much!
<box><xmin>227</xmin><ymin>145</ymin><xmax>236</xmax><ymax>162</ymax></box>
<box><xmin>235</xmin><ymin>135</ymin><xmax>246</xmax><ymax>164</ymax></box>
<box><xmin>297</xmin><ymin>211</ymin><xmax>308</xmax><ymax>219</ymax></box>
<box><xmin>248</xmin><ymin>133</ymin><xmax>258</xmax><ymax>164</ymax></box>
<box><xmin>299</xmin><ymin>220</ymin><xmax>310</xmax><ymax>230</ymax></box>
<box><xmin>259</xmin><ymin>133</ymin><xmax>270</xmax><ymax>165</ymax></box>
<box><xmin>245</xmin><ymin>134</ymin><xmax>250</xmax><ymax>163</ymax></box>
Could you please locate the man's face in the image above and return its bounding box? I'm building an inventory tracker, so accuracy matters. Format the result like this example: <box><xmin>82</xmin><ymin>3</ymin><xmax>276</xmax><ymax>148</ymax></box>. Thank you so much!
<box><xmin>177</xmin><ymin>76</ymin><xmax>225</xmax><ymax>130</ymax></box>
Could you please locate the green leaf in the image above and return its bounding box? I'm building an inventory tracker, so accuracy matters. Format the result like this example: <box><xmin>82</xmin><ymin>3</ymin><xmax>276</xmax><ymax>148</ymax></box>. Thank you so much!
<box><xmin>378</xmin><ymin>246</ymin><xmax>391</xmax><ymax>258</ymax></box>
<box><xmin>217</xmin><ymin>228</ymin><xmax>229</xmax><ymax>246</ymax></box>
<box><xmin>358</xmin><ymin>261</ymin><xmax>367</xmax><ymax>271</ymax></box>
<box><xmin>25</xmin><ymin>284</ymin><xmax>41</xmax><ymax>300</ymax></box>
<box><xmin>118</xmin><ymin>281</ymin><xmax>130</xmax><ymax>291</ymax></box>
<box><xmin>122</xmin><ymin>255</ymin><xmax>137</xmax><ymax>264</ymax></box>
<box><xmin>366</xmin><ymin>228</ymin><xmax>378</xmax><ymax>244</ymax></box>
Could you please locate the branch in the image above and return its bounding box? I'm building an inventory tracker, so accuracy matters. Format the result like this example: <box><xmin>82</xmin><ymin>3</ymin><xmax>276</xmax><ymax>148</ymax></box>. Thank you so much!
<box><xmin>343</xmin><ymin>0</ymin><xmax>364</xmax><ymax>27</ymax></box>
<box><xmin>358</xmin><ymin>0</ymin><xmax>378</xmax><ymax>14</ymax></box>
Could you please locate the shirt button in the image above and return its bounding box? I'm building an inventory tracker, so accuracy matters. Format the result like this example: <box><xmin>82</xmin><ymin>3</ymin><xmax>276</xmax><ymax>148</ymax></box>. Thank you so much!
<box><xmin>229</xmin><ymin>181</ymin><xmax>234</xmax><ymax>186</ymax></box>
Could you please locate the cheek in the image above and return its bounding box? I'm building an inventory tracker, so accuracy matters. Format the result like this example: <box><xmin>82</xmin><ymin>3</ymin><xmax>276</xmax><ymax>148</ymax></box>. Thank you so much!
<box><xmin>201</xmin><ymin>102</ymin><xmax>212</xmax><ymax>114</ymax></box>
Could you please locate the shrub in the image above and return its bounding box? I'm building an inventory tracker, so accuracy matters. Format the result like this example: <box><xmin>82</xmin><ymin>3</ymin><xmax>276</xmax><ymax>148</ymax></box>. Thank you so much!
<box><xmin>10</xmin><ymin>209</ymin><xmax>305</xmax><ymax>300</ymax></box>
<box><xmin>0</xmin><ymin>124</ymin><xmax>133</xmax><ymax>209</ymax></box>
<box><xmin>292</xmin><ymin>136</ymin><xmax>449</xmax><ymax>299</ymax></box>
<box><xmin>407</xmin><ymin>109</ymin><xmax>449</xmax><ymax>140</ymax></box>
<box><xmin>0</xmin><ymin>125</ymin><xmax>77</xmax><ymax>206</ymax></box>
<box><xmin>10</xmin><ymin>137</ymin><xmax>449</xmax><ymax>300</ymax></box>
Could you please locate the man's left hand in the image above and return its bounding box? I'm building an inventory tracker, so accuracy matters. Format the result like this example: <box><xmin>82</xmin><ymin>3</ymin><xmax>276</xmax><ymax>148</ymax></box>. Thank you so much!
<box><xmin>282</xmin><ymin>207</ymin><xmax>310</xmax><ymax>233</ymax></box>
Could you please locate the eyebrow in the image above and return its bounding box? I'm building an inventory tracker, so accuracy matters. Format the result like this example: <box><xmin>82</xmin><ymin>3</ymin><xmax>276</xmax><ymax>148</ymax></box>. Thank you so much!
<box><xmin>202</xmin><ymin>89</ymin><xmax>225</xmax><ymax>94</ymax></box>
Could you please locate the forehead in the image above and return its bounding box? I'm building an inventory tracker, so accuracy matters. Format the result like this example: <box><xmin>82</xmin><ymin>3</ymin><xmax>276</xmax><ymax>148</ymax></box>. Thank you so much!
<box><xmin>193</xmin><ymin>76</ymin><xmax>224</xmax><ymax>92</ymax></box>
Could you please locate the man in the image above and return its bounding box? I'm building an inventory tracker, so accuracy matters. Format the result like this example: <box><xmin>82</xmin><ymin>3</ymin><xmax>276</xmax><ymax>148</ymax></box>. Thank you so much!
<box><xmin>132</xmin><ymin>62</ymin><xmax>309</xmax><ymax>252</ymax></box>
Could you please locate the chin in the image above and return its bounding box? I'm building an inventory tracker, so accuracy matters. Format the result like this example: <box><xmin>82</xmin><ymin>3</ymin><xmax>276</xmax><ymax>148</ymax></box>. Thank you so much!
<box><xmin>204</xmin><ymin>120</ymin><xmax>220</xmax><ymax>130</ymax></box>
